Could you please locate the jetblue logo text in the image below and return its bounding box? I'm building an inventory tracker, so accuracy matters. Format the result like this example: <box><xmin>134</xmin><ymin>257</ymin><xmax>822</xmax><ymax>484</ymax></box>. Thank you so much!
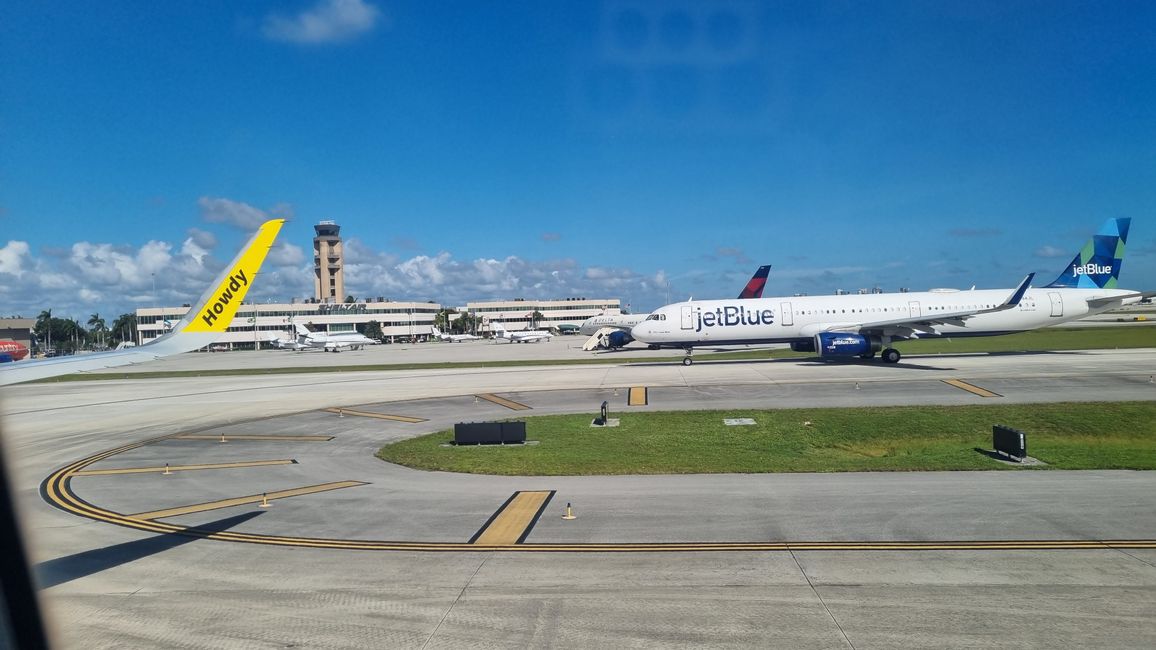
<box><xmin>1072</xmin><ymin>263</ymin><xmax>1112</xmax><ymax>276</ymax></box>
<box><xmin>200</xmin><ymin>270</ymin><xmax>249</xmax><ymax>326</ymax></box>
<box><xmin>695</xmin><ymin>305</ymin><xmax>774</xmax><ymax>332</ymax></box>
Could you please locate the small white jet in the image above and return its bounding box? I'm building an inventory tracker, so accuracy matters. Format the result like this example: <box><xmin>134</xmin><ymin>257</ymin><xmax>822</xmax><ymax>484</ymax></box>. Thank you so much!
<box><xmin>631</xmin><ymin>219</ymin><xmax>1149</xmax><ymax>366</ymax></box>
<box><xmin>270</xmin><ymin>336</ymin><xmax>310</xmax><ymax>351</ymax></box>
<box><xmin>492</xmin><ymin>321</ymin><xmax>553</xmax><ymax>343</ymax></box>
<box><xmin>431</xmin><ymin>326</ymin><xmax>480</xmax><ymax>343</ymax></box>
<box><xmin>0</xmin><ymin>219</ymin><xmax>285</xmax><ymax>385</ymax></box>
<box><xmin>292</xmin><ymin>323</ymin><xmax>377</xmax><ymax>352</ymax></box>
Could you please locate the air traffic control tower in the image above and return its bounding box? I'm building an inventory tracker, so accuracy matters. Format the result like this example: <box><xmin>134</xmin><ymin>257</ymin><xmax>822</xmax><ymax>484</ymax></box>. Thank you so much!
<box><xmin>313</xmin><ymin>220</ymin><xmax>345</xmax><ymax>303</ymax></box>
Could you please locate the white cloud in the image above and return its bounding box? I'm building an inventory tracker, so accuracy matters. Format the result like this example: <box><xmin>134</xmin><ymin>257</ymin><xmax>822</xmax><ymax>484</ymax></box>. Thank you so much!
<box><xmin>3</xmin><ymin>219</ymin><xmax>680</xmax><ymax>319</ymax></box>
<box><xmin>268</xmin><ymin>242</ymin><xmax>306</xmax><ymax>266</ymax></box>
<box><xmin>180</xmin><ymin>237</ymin><xmax>211</xmax><ymax>265</ymax></box>
<box><xmin>1034</xmin><ymin>245</ymin><xmax>1069</xmax><ymax>259</ymax></box>
<box><xmin>0</xmin><ymin>240</ymin><xmax>31</xmax><ymax>278</ymax></box>
<box><xmin>66</xmin><ymin>240</ymin><xmax>173</xmax><ymax>289</ymax></box>
<box><xmin>262</xmin><ymin>0</ymin><xmax>382</xmax><ymax>45</ymax></box>
<box><xmin>186</xmin><ymin>227</ymin><xmax>218</xmax><ymax>250</ymax></box>
<box><xmin>198</xmin><ymin>197</ymin><xmax>272</xmax><ymax>231</ymax></box>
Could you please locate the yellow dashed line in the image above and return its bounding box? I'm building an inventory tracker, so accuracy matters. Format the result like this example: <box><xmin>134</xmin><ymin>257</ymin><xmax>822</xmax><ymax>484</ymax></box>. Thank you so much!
<box><xmin>627</xmin><ymin>386</ymin><xmax>648</xmax><ymax>406</ymax></box>
<box><xmin>471</xmin><ymin>491</ymin><xmax>554</xmax><ymax>545</ymax></box>
<box><xmin>323</xmin><ymin>408</ymin><xmax>427</xmax><ymax>423</ymax></box>
<box><xmin>73</xmin><ymin>459</ymin><xmax>296</xmax><ymax>476</ymax></box>
<box><xmin>130</xmin><ymin>481</ymin><xmax>368</xmax><ymax>520</ymax></box>
<box><xmin>40</xmin><ymin>430</ymin><xmax>1156</xmax><ymax>553</ymax></box>
<box><xmin>172</xmin><ymin>434</ymin><xmax>334</xmax><ymax>442</ymax></box>
<box><xmin>943</xmin><ymin>379</ymin><xmax>1002</xmax><ymax>398</ymax></box>
<box><xmin>475</xmin><ymin>393</ymin><xmax>532</xmax><ymax>410</ymax></box>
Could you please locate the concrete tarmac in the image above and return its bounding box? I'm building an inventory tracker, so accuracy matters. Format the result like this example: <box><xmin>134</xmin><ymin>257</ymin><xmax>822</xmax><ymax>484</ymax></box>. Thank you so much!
<box><xmin>3</xmin><ymin>348</ymin><xmax>1156</xmax><ymax>648</ymax></box>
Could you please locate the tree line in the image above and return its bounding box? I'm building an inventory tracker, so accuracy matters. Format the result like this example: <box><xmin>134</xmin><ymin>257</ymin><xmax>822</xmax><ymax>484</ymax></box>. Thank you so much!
<box><xmin>32</xmin><ymin>310</ymin><xmax>137</xmax><ymax>354</ymax></box>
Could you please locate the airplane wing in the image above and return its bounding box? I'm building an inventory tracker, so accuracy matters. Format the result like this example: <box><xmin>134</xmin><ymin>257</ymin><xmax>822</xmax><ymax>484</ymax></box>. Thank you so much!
<box><xmin>814</xmin><ymin>274</ymin><xmax>1035</xmax><ymax>338</ymax></box>
<box><xmin>1085</xmin><ymin>290</ymin><xmax>1156</xmax><ymax>309</ymax></box>
<box><xmin>0</xmin><ymin>219</ymin><xmax>284</xmax><ymax>386</ymax></box>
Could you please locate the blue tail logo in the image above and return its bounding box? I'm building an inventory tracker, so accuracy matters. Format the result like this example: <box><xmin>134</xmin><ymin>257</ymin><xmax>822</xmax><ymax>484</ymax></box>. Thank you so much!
<box><xmin>1045</xmin><ymin>218</ymin><xmax>1130</xmax><ymax>289</ymax></box>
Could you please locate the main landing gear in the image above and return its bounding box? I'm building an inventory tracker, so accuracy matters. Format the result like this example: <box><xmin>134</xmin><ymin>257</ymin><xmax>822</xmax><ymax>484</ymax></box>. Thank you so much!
<box><xmin>877</xmin><ymin>335</ymin><xmax>901</xmax><ymax>364</ymax></box>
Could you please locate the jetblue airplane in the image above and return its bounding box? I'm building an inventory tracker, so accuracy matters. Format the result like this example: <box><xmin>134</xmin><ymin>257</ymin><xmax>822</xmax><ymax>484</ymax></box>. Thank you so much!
<box><xmin>630</xmin><ymin>219</ymin><xmax>1148</xmax><ymax>366</ymax></box>
<box><xmin>579</xmin><ymin>264</ymin><xmax>773</xmax><ymax>350</ymax></box>
<box><xmin>0</xmin><ymin>219</ymin><xmax>284</xmax><ymax>385</ymax></box>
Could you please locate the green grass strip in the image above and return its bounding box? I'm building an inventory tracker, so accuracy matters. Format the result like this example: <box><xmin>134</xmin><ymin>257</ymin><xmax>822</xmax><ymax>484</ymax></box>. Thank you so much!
<box><xmin>377</xmin><ymin>402</ymin><xmax>1156</xmax><ymax>475</ymax></box>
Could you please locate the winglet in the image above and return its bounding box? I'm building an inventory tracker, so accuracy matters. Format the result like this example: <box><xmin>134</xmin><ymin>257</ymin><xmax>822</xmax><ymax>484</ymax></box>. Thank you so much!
<box><xmin>179</xmin><ymin>219</ymin><xmax>284</xmax><ymax>334</ymax></box>
<box><xmin>0</xmin><ymin>219</ymin><xmax>285</xmax><ymax>385</ymax></box>
<box><xmin>1003</xmin><ymin>273</ymin><xmax>1035</xmax><ymax>308</ymax></box>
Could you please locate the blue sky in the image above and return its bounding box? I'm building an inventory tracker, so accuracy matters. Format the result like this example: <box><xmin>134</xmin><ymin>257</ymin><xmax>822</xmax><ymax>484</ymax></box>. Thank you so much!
<box><xmin>2</xmin><ymin>0</ymin><xmax>1154</xmax><ymax>320</ymax></box>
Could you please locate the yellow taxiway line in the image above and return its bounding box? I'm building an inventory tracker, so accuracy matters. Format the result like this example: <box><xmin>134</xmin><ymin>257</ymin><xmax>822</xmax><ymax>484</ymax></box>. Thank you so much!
<box><xmin>475</xmin><ymin>393</ymin><xmax>532</xmax><ymax>410</ymax></box>
<box><xmin>470</xmin><ymin>491</ymin><xmax>554</xmax><ymax>545</ymax></box>
<box><xmin>39</xmin><ymin>433</ymin><xmax>1156</xmax><ymax>554</ymax></box>
<box><xmin>323</xmin><ymin>408</ymin><xmax>427</xmax><ymax>423</ymax></box>
<box><xmin>130</xmin><ymin>481</ymin><xmax>368</xmax><ymax>520</ymax></box>
<box><xmin>942</xmin><ymin>379</ymin><xmax>1003</xmax><ymax>398</ymax></box>
<box><xmin>73</xmin><ymin>459</ymin><xmax>297</xmax><ymax>476</ymax></box>
<box><xmin>627</xmin><ymin>386</ymin><xmax>649</xmax><ymax>406</ymax></box>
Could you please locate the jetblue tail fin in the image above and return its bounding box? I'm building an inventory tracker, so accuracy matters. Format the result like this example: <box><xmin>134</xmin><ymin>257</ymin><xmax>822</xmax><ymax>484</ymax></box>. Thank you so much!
<box><xmin>1045</xmin><ymin>218</ymin><xmax>1130</xmax><ymax>289</ymax></box>
<box><xmin>738</xmin><ymin>265</ymin><xmax>771</xmax><ymax>299</ymax></box>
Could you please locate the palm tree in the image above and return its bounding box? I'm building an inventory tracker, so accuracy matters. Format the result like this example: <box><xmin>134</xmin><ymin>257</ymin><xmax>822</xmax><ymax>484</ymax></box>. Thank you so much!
<box><xmin>110</xmin><ymin>313</ymin><xmax>137</xmax><ymax>347</ymax></box>
<box><xmin>88</xmin><ymin>313</ymin><xmax>106</xmax><ymax>349</ymax></box>
<box><xmin>434</xmin><ymin>308</ymin><xmax>457</xmax><ymax>332</ymax></box>
<box><xmin>36</xmin><ymin>309</ymin><xmax>52</xmax><ymax>353</ymax></box>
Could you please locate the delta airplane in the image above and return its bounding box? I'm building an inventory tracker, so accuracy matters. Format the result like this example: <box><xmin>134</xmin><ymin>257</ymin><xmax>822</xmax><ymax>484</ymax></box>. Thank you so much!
<box><xmin>290</xmin><ymin>323</ymin><xmax>377</xmax><ymax>352</ymax></box>
<box><xmin>579</xmin><ymin>265</ymin><xmax>772</xmax><ymax>351</ymax></box>
<box><xmin>0</xmin><ymin>340</ymin><xmax>30</xmax><ymax>363</ymax></box>
<box><xmin>0</xmin><ymin>219</ymin><xmax>284</xmax><ymax>385</ymax></box>
<box><xmin>431</xmin><ymin>326</ymin><xmax>480</xmax><ymax>343</ymax></box>
<box><xmin>492</xmin><ymin>321</ymin><xmax>553</xmax><ymax>343</ymax></box>
<box><xmin>631</xmin><ymin>219</ymin><xmax>1148</xmax><ymax>366</ymax></box>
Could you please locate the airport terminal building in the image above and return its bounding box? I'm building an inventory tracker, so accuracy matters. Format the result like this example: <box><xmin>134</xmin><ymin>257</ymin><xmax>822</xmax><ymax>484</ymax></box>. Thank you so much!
<box><xmin>136</xmin><ymin>300</ymin><xmax>444</xmax><ymax>347</ymax></box>
<box><xmin>136</xmin><ymin>298</ymin><xmax>623</xmax><ymax>348</ymax></box>
<box><xmin>464</xmin><ymin>298</ymin><xmax>622</xmax><ymax>331</ymax></box>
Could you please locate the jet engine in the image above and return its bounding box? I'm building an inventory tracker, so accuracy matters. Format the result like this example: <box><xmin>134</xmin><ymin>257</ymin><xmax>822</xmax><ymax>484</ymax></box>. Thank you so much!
<box><xmin>790</xmin><ymin>340</ymin><xmax>816</xmax><ymax>352</ymax></box>
<box><xmin>814</xmin><ymin>332</ymin><xmax>882</xmax><ymax>358</ymax></box>
<box><xmin>604</xmin><ymin>330</ymin><xmax>633</xmax><ymax>349</ymax></box>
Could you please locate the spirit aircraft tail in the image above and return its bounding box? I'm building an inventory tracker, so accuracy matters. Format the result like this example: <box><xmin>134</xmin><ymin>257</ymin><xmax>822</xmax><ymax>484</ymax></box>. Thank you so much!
<box><xmin>1045</xmin><ymin>218</ymin><xmax>1130</xmax><ymax>289</ymax></box>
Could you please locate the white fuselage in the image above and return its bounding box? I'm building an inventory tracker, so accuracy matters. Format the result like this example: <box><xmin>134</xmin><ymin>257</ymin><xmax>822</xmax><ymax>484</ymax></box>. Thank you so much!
<box><xmin>578</xmin><ymin>314</ymin><xmax>647</xmax><ymax>336</ymax></box>
<box><xmin>297</xmin><ymin>329</ymin><xmax>376</xmax><ymax>351</ymax></box>
<box><xmin>631</xmin><ymin>287</ymin><xmax>1140</xmax><ymax>347</ymax></box>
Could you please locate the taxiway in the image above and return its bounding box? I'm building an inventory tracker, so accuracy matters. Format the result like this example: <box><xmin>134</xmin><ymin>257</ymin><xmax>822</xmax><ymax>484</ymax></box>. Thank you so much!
<box><xmin>3</xmin><ymin>348</ymin><xmax>1155</xmax><ymax>648</ymax></box>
